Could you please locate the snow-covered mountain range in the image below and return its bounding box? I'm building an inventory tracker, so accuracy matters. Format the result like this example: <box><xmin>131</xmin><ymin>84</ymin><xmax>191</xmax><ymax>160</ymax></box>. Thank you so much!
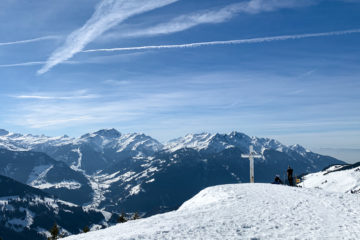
<box><xmin>299</xmin><ymin>162</ymin><xmax>360</xmax><ymax>193</ymax></box>
<box><xmin>0</xmin><ymin>129</ymin><xmax>315</xmax><ymax>158</ymax></box>
<box><xmin>165</xmin><ymin>131</ymin><xmax>285</xmax><ymax>153</ymax></box>
<box><xmin>62</xmin><ymin>183</ymin><xmax>360</xmax><ymax>240</ymax></box>
<box><xmin>0</xmin><ymin>129</ymin><xmax>345</xmax><ymax>216</ymax></box>
<box><xmin>0</xmin><ymin>129</ymin><xmax>306</xmax><ymax>160</ymax></box>
<box><xmin>0</xmin><ymin>129</ymin><xmax>162</xmax><ymax>174</ymax></box>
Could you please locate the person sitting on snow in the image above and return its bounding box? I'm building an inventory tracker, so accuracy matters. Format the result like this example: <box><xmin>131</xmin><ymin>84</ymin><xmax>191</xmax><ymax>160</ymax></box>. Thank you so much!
<box><xmin>272</xmin><ymin>175</ymin><xmax>283</xmax><ymax>184</ymax></box>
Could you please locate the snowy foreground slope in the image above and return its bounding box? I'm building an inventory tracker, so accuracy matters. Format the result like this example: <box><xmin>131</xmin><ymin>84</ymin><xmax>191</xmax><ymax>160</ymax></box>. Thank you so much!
<box><xmin>64</xmin><ymin>184</ymin><xmax>360</xmax><ymax>240</ymax></box>
<box><xmin>299</xmin><ymin>163</ymin><xmax>360</xmax><ymax>193</ymax></box>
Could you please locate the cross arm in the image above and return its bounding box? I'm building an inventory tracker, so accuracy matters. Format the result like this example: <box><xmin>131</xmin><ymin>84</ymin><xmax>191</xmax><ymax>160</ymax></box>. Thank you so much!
<box><xmin>241</xmin><ymin>154</ymin><xmax>262</xmax><ymax>158</ymax></box>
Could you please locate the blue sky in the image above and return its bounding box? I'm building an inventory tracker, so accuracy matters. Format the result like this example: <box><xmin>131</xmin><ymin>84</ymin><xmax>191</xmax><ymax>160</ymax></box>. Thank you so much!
<box><xmin>0</xmin><ymin>0</ymin><xmax>360</xmax><ymax>163</ymax></box>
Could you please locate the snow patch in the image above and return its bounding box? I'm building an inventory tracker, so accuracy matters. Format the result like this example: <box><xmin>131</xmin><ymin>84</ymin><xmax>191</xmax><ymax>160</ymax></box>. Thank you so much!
<box><xmin>70</xmin><ymin>148</ymin><xmax>83</xmax><ymax>171</ymax></box>
<box><xmin>27</xmin><ymin>164</ymin><xmax>53</xmax><ymax>185</ymax></box>
<box><xmin>146</xmin><ymin>178</ymin><xmax>155</xmax><ymax>184</ymax></box>
<box><xmin>6</xmin><ymin>207</ymin><xmax>35</xmax><ymax>232</ymax></box>
<box><xmin>32</xmin><ymin>180</ymin><xmax>82</xmax><ymax>190</ymax></box>
<box><xmin>129</xmin><ymin>185</ymin><xmax>141</xmax><ymax>196</ymax></box>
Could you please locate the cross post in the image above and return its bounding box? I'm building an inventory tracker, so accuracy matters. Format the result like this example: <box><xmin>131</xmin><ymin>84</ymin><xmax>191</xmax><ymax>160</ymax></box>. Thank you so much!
<box><xmin>241</xmin><ymin>145</ymin><xmax>262</xmax><ymax>183</ymax></box>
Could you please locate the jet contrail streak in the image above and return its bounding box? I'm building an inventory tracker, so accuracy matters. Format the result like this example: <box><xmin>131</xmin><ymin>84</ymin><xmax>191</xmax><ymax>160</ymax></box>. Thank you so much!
<box><xmin>83</xmin><ymin>29</ymin><xmax>360</xmax><ymax>53</ymax></box>
<box><xmin>0</xmin><ymin>36</ymin><xmax>59</xmax><ymax>46</ymax></box>
<box><xmin>37</xmin><ymin>0</ymin><xmax>178</xmax><ymax>74</ymax></box>
<box><xmin>0</xmin><ymin>61</ymin><xmax>45</xmax><ymax>68</ymax></box>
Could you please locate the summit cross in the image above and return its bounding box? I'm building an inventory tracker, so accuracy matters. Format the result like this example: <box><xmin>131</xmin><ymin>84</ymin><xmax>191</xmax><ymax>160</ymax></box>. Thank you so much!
<box><xmin>241</xmin><ymin>145</ymin><xmax>262</xmax><ymax>183</ymax></box>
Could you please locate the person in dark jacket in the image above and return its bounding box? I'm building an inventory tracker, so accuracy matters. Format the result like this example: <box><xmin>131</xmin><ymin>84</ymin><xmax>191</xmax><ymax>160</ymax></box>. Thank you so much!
<box><xmin>287</xmin><ymin>166</ymin><xmax>294</xmax><ymax>186</ymax></box>
<box><xmin>272</xmin><ymin>175</ymin><xmax>283</xmax><ymax>184</ymax></box>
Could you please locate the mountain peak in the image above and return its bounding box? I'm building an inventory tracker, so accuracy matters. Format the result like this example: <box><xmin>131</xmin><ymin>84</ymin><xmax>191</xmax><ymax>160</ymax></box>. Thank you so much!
<box><xmin>94</xmin><ymin>128</ymin><xmax>121</xmax><ymax>138</ymax></box>
<box><xmin>290</xmin><ymin>144</ymin><xmax>308</xmax><ymax>153</ymax></box>
<box><xmin>229</xmin><ymin>131</ymin><xmax>247</xmax><ymax>136</ymax></box>
<box><xmin>0</xmin><ymin>129</ymin><xmax>9</xmax><ymax>136</ymax></box>
<box><xmin>184</xmin><ymin>132</ymin><xmax>212</xmax><ymax>138</ymax></box>
<box><xmin>80</xmin><ymin>129</ymin><xmax>121</xmax><ymax>139</ymax></box>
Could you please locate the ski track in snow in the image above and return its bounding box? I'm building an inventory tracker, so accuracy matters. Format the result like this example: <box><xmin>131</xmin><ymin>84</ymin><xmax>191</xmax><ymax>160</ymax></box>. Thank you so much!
<box><xmin>63</xmin><ymin>184</ymin><xmax>360</xmax><ymax>240</ymax></box>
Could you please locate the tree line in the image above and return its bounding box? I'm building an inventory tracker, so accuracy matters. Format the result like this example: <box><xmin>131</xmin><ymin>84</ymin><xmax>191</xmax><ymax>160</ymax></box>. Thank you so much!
<box><xmin>47</xmin><ymin>212</ymin><xmax>141</xmax><ymax>239</ymax></box>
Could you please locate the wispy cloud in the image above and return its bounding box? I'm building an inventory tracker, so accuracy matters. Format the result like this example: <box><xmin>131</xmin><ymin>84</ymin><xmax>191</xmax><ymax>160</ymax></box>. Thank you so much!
<box><xmin>11</xmin><ymin>90</ymin><xmax>99</xmax><ymax>101</ymax></box>
<box><xmin>13</xmin><ymin>95</ymin><xmax>99</xmax><ymax>100</ymax></box>
<box><xmin>102</xmin><ymin>79</ymin><xmax>131</xmax><ymax>86</ymax></box>
<box><xmin>0</xmin><ymin>35</ymin><xmax>59</xmax><ymax>46</ymax></box>
<box><xmin>240</xmin><ymin>0</ymin><xmax>314</xmax><ymax>13</ymax></box>
<box><xmin>122</xmin><ymin>0</ymin><xmax>314</xmax><ymax>38</ymax></box>
<box><xmin>83</xmin><ymin>28</ymin><xmax>360</xmax><ymax>53</ymax></box>
<box><xmin>9</xmin><ymin>92</ymin><xmax>190</xmax><ymax>128</ymax></box>
<box><xmin>0</xmin><ymin>53</ymin><xmax>140</xmax><ymax>69</ymax></box>
<box><xmin>37</xmin><ymin>0</ymin><xmax>178</xmax><ymax>75</ymax></box>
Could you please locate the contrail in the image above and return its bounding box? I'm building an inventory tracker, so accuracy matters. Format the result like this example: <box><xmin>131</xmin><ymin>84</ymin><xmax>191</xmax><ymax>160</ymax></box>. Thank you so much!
<box><xmin>0</xmin><ymin>60</ymin><xmax>77</xmax><ymax>68</ymax></box>
<box><xmin>37</xmin><ymin>0</ymin><xmax>178</xmax><ymax>75</ymax></box>
<box><xmin>83</xmin><ymin>29</ymin><xmax>360</xmax><ymax>53</ymax></box>
<box><xmin>0</xmin><ymin>61</ymin><xmax>45</xmax><ymax>68</ymax></box>
<box><xmin>0</xmin><ymin>36</ymin><xmax>59</xmax><ymax>46</ymax></box>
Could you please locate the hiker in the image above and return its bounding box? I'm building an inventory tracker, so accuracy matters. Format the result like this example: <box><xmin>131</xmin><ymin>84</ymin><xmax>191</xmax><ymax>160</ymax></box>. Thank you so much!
<box><xmin>272</xmin><ymin>175</ymin><xmax>283</xmax><ymax>184</ymax></box>
<box><xmin>287</xmin><ymin>166</ymin><xmax>294</xmax><ymax>186</ymax></box>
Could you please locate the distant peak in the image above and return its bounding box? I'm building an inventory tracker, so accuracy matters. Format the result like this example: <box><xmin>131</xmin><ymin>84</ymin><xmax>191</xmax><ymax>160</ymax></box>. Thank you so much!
<box><xmin>0</xmin><ymin>129</ymin><xmax>9</xmax><ymax>136</ymax></box>
<box><xmin>94</xmin><ymin>128</ymin><xmax>121</xmax><ymax>138</ymax></box>
<box><xmin>127</xmin><ymin>132</ymin><xmax>146</xmax><ymax>137</ymax></box>
<box><xmin>290</xmin><ymin>144</ymin><xmax>307</xmax><ymax>152</ymax></box>
<box><xmin>229</xmin><ymin>131</ymin><xmax>247</xmax><ymax>137</ymax></box>
<box><xmin>185</xmin><ymin>132</ymin><xmax>212</xmax><ymax>138</ymax></box>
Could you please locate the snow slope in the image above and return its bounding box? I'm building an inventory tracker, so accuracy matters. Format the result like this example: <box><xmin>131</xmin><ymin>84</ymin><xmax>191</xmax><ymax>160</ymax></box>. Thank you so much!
<box><xmin>299</xmin><ymin>163</ymin><xmax>360</xmax><ymax>193</ymax></box>
<box><xmin>63</xmin><ymin>184</ymin><xmax>360</xmax><ymax>240</ymax></box>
